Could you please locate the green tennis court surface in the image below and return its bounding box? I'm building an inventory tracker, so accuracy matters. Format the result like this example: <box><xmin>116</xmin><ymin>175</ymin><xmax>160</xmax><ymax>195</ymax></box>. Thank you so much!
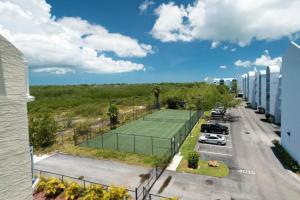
<box><xmin>79</xmin><ymin>109</ymin><xmax>201</xmax><ymax>157</ymax></box>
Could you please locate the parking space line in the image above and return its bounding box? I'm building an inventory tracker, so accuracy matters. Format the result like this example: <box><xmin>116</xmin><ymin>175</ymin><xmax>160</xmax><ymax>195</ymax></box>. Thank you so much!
<box><xmin>198</xmin><ymin>143</ymin><xmax>232</xmax><ymax>148</ymax></box>
<box><xmin>198</xmin><ymin>150</ymin><xmax>232</xmax><ymax>157</ymax></box>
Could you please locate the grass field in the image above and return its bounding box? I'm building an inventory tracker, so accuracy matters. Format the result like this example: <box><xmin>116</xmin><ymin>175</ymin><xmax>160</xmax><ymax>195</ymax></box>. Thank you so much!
<box><xmin>79</xmin><ymin>109</ymin><xmax>200</xmax><ymax>157</ymax></box>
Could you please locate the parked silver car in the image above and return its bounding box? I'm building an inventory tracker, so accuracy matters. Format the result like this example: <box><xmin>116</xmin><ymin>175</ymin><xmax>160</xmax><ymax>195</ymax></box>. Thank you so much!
<box><xmin>198</xmin><ymin>134</ymin><xmax>226</xmax><ymax>145</ymax></box>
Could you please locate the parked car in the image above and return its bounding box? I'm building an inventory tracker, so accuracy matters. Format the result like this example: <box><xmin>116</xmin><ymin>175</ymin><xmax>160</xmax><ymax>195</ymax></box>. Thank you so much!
<box><xmin>199</xmin><ymin>134</ymin><xmax>226</xmax><ymax>145</ymax></box>
<box><xmin>201</xmin><ymin>123</ymin><xmax>229</xmax><ymax>134</ymax></box>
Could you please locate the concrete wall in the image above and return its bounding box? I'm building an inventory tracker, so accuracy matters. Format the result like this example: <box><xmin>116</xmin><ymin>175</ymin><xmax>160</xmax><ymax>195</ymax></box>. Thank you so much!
<box><xmin>248</xmin><ymin>71</ymin><xmax>256</xmax><ymax>108</ymax></box>
<box><xmin>259</xmin><ymin>70</ymin><xmax>266</xmax><ymax>110</ymax></box>
<box><xmin>266</xmin><ymin>65</ymin><xmax>281</xmax><ymax>123</ymax></box>
<box><xmin>0</xmin><ymin>34</ymin><xmax>33</xmax><ymax>200</ymax></box>
<box><xmin>281</xmin><ymin>42</ymin><xmax>300</xmax><ymax>164</ymax></box>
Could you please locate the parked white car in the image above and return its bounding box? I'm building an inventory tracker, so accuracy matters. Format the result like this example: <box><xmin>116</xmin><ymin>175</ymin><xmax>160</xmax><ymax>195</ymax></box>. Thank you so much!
<box><xmin>199</xmin><ymin>134</ymin><xmax>226</xmax><ymax>145</ymax></box>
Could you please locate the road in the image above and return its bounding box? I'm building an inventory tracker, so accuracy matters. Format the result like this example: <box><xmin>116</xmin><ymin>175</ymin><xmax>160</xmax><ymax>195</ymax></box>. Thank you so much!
<box><xmin>34</xmin><ymin>153</ymin><xmax>149</xmax><ymax>191</ymax></box>
<box><xmin>150</xmin><ymin>105</ymin><xmax>300</xmax><ymax>200</ymax></box>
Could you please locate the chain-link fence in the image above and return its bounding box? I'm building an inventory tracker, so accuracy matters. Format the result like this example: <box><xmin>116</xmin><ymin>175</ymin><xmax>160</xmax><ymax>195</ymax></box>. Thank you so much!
<box><xmin>74</xmin><ymin>110</ymin><xmax>203</xmax><ymax>157</ymax></box>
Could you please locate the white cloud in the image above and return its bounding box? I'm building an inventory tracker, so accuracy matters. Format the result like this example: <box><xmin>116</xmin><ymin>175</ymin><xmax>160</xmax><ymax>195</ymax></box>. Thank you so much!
<box><xmin>33</xmin><ymin>67</ymin><xmax>75</xmax><ymax>75</ymax></box>
<box><xmin>139</xmin><ymin>0</ymin><xmax>155</xmax><ymax>13</ymax></box>
<box><xmin>211</xmin><ymin>41</ymin><xmax>220</xmax><ymax>49</ymax></box>
<box><xmin>151</xmin><ymin>0</ymin><xmax>300</xmax><ymax>45</ymax></box>
<box><xmin>231</xmin><ymin>48</ymin><xmax>236</xmax><ymax>52</ymax></box>
<box><xmin>234</xmin><ymin>50</ymin><xmax>282</xmax><ymax>68</ymax></box>
<box><xmin>234</xmin><ymin>60</ymin><xmax>251</xmax><ymax>68</ymax></box>
<box><xmin>0</xmin><ymin>0</ymin><xmax>152</xmax><ymax>74</ymax></box>
<box><xmin>219</xmin><ymin>65</ymin><xmax>227</xmax><ymax>69</ymax></box>
<box><xmin>151</xmin><ymin>2</ymin><xmax>191</xmax><ymax>42</ymax></box>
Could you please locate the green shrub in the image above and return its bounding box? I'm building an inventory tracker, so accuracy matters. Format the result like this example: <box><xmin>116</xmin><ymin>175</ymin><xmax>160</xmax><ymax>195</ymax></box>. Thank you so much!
<box><xmin>36</xmin><ymin>178</ymin><xmax>47</xmax><ymax>193</ymax></box>
<box><xmin>104</xmin><ymin>185</ymin><xmax>129</xmax><ymax>200</ymax></box>
<box><xmin>273</xmin><ymin>141</ymin><xmax>300</xmax><ymax>173</ymax></box>
<box><xmin>64</xmin><ymin>182</ymin><xmax>83</xmax><ymax>200</ymax></box>
<box><xmin>188</xmin><ymin>151</ymin><xmax>199</xmax><ymax>169</ymax></box>
<box><xmin>83</xmin><ymin>185</ymin><xmax>105</xmax><ymax>200</ymax></box>
<box><xmin>29</xmin><ymin>113</ymin><xmax>57</xmax><ymax>148</ymax></box>
<box><xmin>44</xmin><ymin>178</ymin><xmax>65</xmax><ymax>198</ymax></box>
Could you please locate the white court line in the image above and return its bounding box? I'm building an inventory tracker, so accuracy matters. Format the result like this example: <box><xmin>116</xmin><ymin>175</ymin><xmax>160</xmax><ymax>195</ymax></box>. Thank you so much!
<box><xmin>199</xmin><ymin>150</ymin><xmax>232</xmax><ymax>157</ymax></box>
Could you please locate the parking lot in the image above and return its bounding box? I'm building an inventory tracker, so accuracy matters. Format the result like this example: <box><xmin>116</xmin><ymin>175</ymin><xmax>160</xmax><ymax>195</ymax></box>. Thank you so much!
<box><xmin>151</xmin><ymin>105</ymin><xmax>300</xmax><ymax>200</ymax></box>
<box><xmin>195</xmin><ymin>118</ymin><xmax>235</xmax><ymax>167</ymax></box>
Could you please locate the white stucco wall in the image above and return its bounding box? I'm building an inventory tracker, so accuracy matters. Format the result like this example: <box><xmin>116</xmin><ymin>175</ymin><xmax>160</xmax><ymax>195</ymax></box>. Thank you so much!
<box><xmin>243</xmin><ymin>74</ymin><xmax>248</xmax><ymax>99</ymax></box>
<box><xmin>0</xmin><ymin>34</ymin><xmax>33</xmax><ymax>200</ymax></box>
<box><xmin>259</xmin><ymin>70</ymin><xmax>266</xmax><ymax>109</ymax></box>
<box><xmin>248</xmin><ymin>71</ymin><xmax>256</xmax><ymax>108</ymax></box>
<box><xmin>266</xmin><ymin>65</ymin><xmax>281</xmax><ymax>123</ymax></box>
<box><xmin>237</xmin><ymin>76</ymin><xmax>243</xmax><ymax>95</ymax></box>
<box><xmin>281</xmin><ymin>42</ymin><xmax>300</xmax><ymax>164</ymax></box>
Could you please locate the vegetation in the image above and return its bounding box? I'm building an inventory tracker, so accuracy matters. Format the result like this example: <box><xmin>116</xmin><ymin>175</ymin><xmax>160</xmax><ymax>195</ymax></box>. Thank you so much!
<box><xmin>177</xmin><ymin>112</ymin><xmax>229</xmax><ymax>177</ymax></box>
<box><xmin>272</xmin><ymin>139</ymin><xmax>300</xmax><ymax>173</ymax></box>
<box><xmin>28</xmin><ymin>83</ymin><xmax>238</xmax><ymax>119</ymax></box>
<box><xmin>187</xmin><ymin>151</ymin><xmax>199</xmax><ymax>169</ymax></box>
<box><xmin>29</xmin><ymin>113</ymin><xmax>58</xmax><ymax>149</ymax></box>
<box><xmin>231</xmin><ymin>79</ymin><xmax>238</xmax><ymax>95</ymax></box>
<box><xmin>64</xmin><ymin>182</ymin><xmax>83</xmax><ymax>200</ymax></box>
<box><xmin>153</xmin><ymin>85</ymin><xmax>161</xmax><ymax>109</ymax></box>
<box><xmin>29</xmin><ymin>83</ymin><xmax>238</xmax><ymax>166</ymax></box>
<box><xmin>36</xmin><ymin>178</ymin><xmax>130</xmax><ymax>200</ymax></box>
<box><xmin>107</xmin><ymin>104</ymin><xmax>119</xmax><ymax>129</ymax></box>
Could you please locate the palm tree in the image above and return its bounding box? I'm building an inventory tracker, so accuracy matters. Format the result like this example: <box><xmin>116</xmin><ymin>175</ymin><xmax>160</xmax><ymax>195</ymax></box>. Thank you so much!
<box><xmin>153</xmin><ymin>86</ymin><xmax>161</xmax><ymax>109</ymax></box>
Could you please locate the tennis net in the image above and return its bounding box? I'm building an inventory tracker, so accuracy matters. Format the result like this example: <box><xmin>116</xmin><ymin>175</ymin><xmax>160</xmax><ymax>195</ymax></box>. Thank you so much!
<box><xmin>142</xmin><ymin>117</ymin><xmax>186</xmax><ymax>123</ymax></box>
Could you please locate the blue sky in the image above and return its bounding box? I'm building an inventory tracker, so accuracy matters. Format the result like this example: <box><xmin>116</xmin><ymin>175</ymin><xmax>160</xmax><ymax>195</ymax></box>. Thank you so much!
<box><xmin>1</xmin><ymin>0</ymin><xmax>299</xmax><ymax>85</ymax></box>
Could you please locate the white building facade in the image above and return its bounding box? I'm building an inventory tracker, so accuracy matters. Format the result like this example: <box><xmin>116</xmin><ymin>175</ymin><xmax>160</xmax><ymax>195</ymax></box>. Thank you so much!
<box><xmin>258</xmin><ymin>70</ymin><xmax>267</xmax><ymax>110</ymax></box>
<box><xmin>0</xmin><ymin>34</ymin><xmax>33</xmax><ymax>199</ymax></box>
<box><xmin>266</xmin><ymin>65</ymin><xmax>281</xmax><ymax>124</ymax></box>
<box><xmin>247</xmin><ymin>71</ymin><xmax>257</xmax><ymax>108</ymax></box>
<box><xmin>281</xmin><ymin>42</ymin><xmax>300</xmax><ymax>164</ymax></box>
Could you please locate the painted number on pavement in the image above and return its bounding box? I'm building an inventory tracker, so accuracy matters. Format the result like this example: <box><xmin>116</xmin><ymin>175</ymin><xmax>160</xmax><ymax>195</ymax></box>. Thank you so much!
<box><xmin>238</xmin><ymin>169</ymin><xmax>256</xmax><ymax>175</ymax></box>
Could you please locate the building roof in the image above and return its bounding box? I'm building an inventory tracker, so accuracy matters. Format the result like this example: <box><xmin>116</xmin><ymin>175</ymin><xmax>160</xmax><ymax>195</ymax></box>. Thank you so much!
<box><xmin>260</xmin><ymin>70</ymin><xmax>266</xmax><ymax>75</ymax></box>
<box><xmin>248</xmin><ymin>71</ymin><xmax>256</xmax><ymax>77</ymax></box>
<box><xmin>268</xmin><ymin>65</ymin><xmax>281</xmax><ymax>73</ymax></box>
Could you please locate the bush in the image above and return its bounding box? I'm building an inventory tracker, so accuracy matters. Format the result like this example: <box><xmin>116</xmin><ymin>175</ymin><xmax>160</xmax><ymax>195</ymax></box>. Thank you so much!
<box><xmin>273</xmin><ymin>141</ymin><xmax>300</xmax><ymax>173</ymax></box>
<box><xmin>83</xmin><ymin>185</ymin><xmax>105</xmax><ymax>200</ymax></box>
<box><xmin>105</xmin><ymin>185</ymin><xmax>129</xmax><ymax>200</ymax></box>
<box><xmin>36</xmin><ymin>178</ymin><xmax>47</xmax><ymax>193</ymax></box>
<box><xmin>64</xmin><ymin>182</ymin><xmax>83</xmax><ymax>200</ymax></box>
<box><xmin>29</xmin><ymin>113</ymin><xmax>58</xmax><ymax>148</ymax></box>
<box><xmin>188</xmin><ymin>151</ymin><xmax>199</xmax><ymax>169</ymax></box>
<box><xmin>44</xmin><ymin>178</ymin><xmax>65</xmax><ymax>198</ymax></box>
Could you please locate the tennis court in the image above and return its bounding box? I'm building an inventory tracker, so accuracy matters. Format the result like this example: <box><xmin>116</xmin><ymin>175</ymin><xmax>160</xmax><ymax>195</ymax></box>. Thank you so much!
<box><xmin>78</xmin><ymin>109</ymin><xmax>202</xmax><ymax>157</ymax></box>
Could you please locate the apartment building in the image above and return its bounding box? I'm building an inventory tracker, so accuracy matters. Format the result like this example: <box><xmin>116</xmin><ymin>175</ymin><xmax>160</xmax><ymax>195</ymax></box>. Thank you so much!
<box><xmin>281</xmin><ymin>42</ymin><xmax>300</xmax><ymax>164</ymax></box>
<box><xmin>0</xmin><ymin>34</ymin><xmax>34</xmax><ymax>200</ymax></box>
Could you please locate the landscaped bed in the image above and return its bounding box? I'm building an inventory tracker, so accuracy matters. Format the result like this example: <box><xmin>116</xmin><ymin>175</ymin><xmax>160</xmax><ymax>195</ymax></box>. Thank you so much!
<box><xmin>33</xmin><ymin>177</ymin><xmax>131</xmax><ymax>200</ymax></box>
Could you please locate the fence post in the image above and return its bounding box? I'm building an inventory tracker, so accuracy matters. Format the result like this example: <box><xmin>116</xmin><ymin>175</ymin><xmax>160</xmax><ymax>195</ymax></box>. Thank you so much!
<box><xmin>117</xmin><ymin>133</ymin><xmax>119</xmax><ymax>151</ymax></box>
<box><xmin>101</xmin><ymin>133</ymin><xmax>104</xmax><ymax>148</ymax></box>
<box><xmin>62</xmin><ymin>175</ymin><xmax>64</xmax><ymax>183</ymax></box>
<box><xmin>135</xmin><ymin>188</ymin><xmax>138</xmax><ymax>200</ymax></box>
<box><xmin>151</xmin><ymin>136</ymin><xmax>154</xmax><ymax>155</ymax></box>
<box><xmin>86</xmin><ymin>133</ymin><xmax>89</xmax><ymax>147</ymax></box>
<box><xmin>84</xmin><ymin>180</ymin><xmax>86</xmax><ymax>190</ymax></box>
<box><xmin>134</xmin><ymin>135</ymin><xmax>136</xmax><ymax>153</ymax></box>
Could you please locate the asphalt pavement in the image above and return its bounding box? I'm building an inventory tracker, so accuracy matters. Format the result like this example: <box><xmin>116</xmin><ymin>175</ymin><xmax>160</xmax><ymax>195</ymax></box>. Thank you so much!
<box><xmin>150</xmin><ymin>105</ymin><xmax>300</xmax><ymax>200</ymax></box>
